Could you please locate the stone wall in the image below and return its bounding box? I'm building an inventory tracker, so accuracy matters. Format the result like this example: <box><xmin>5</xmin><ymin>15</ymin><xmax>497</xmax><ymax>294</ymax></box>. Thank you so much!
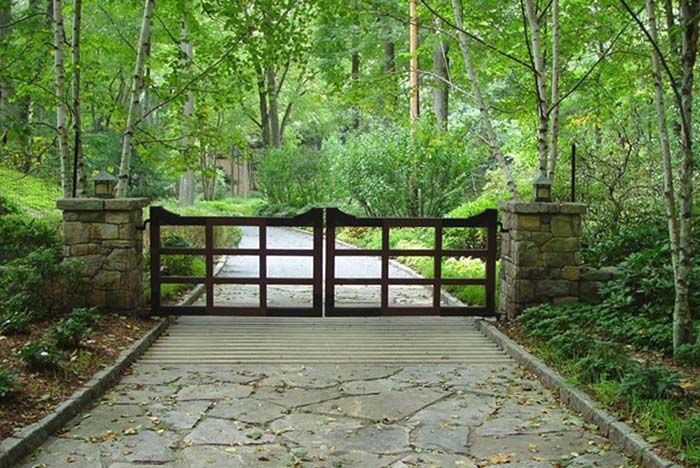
<box><xmin>57</xmin><ymin>198</ymin><xmax>149</xmax><ymax>313</ymax></box>
<box><xmin>499</xmin><ymin>201</ymin><xmax>586</xmax><ymax>319</ymax></box>
<box><xmin>579</xmin><ymin>266</ymin><xmax>617</xmax><ymax>304</ymax></box>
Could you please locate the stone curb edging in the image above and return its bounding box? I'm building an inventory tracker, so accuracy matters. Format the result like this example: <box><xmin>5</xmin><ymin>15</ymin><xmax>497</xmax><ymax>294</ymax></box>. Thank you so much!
<box><xmin>475</xmin><ymin>319</ymin><xmax>681</xmax><ymax>468</ymax></box>
<box><xmin>0</xmin><ymin>317</ymin><xmax>171</xmax><ymax>468</ymax></box>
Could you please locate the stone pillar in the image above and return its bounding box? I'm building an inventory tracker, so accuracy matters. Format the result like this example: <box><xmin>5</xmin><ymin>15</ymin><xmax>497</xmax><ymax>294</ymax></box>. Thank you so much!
<box><xmin>499</xmin><ymin>201</ymin><xmax>586</xmax><ymax>319</ymax></box>
<box><xmin>57</xmin><ymin>198</ymin><xmax>149</xmax><ymax>313</ymax></box>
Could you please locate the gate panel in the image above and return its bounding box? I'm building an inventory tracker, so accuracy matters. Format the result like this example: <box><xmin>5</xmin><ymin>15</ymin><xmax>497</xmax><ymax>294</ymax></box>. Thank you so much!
<box><xmin>325</xmin><ymin>208</ymin><xmax>498</xmax><ymax>317</ymax></box>
<box><xmin>150</xmin><ymin>207</ymin><xmax>323</xmax><ymax>316</ymax></box>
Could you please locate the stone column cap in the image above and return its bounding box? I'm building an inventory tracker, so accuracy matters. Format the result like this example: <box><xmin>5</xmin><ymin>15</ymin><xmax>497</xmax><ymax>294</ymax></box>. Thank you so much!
<box><xmin>498</xmin><ymin>200</ymin><xmax>586</xmax><ymax>214</ymax></box>
<box><xmin>57</xmin><ymin>198</ymin><xmax>150</xmax><ymax>211</ymax></box>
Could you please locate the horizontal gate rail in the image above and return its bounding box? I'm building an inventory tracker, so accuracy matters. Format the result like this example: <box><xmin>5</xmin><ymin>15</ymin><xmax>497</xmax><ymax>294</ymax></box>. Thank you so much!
<box><xmin>150</xmin><ymin>206</ymin><xmax>323</xmax><ymax>317</ymax></box>
<box><xmin>325</xmin><ymin>208</ymin><xmax>498</xmax><ymax>317</ymax></box>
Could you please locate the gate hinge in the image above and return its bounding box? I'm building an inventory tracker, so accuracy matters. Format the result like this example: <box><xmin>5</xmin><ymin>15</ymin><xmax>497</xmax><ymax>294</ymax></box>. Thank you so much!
<box><xmin>497</xmin><ymin>221</ymin><xmax>509</xmax><ymax>233</ymax></box>
<box><xmin>136</xmin><ymin>219</ymin><xmax>150</xmax><ymax>231</ymax></box>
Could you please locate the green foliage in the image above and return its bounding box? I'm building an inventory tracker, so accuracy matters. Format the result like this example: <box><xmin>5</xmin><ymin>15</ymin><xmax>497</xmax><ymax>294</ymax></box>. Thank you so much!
<box><xmin>547</xmin><ymin>328</ymin><xmax>593</xmax><ymax>360</ymax></box>
<box><xmin>19</xmin><ymin>340</ymin><xmax>64</xmax><ymax>370</ymax></box>
<box><xmin>0</xmin><ymin>168</ymin><xmax>61</xmax><ymax>218</ymax></box>
<box><xmin>680</xmin><ymin>415</ymin><xmax>700</xmax><ymax>448</ymax></box>
<box><xmin>0</xmin><ymin>248</ymin><xmax>85</xmax><ymax>324</ymax></box>
<box><xmin>48</xmin><ymin>308</ymin><xmax>99</xmax><ymax>350</ymax></box>
<box><xmin>617</xmin><ymin>366</ymin><xmax>683</xmax><ymax>403</ymax></box>
<box><xmin>161</xmin><ymin>233</ymin><xmax>197</xmax><ymax>277</ymax></box>
<box><xmin>575</xmin><ymin>342</ymin><xmax>631</xmax><ymax>384</ymax></box>
<box><xmin>583</xmin><ymin>222</ymin><xmax>668</xmax><ymax>267</ymax></box>
<box><xmin>256</xmin><ymin>147</ymin><xmax>332</xmax><ymax>208</ymax></box>
<box><xmin>0</xmin><ymin>367</ymin><xmax>17</xmax><ymax>398</ymax></box>
<box><xmin>328</xmin><ymin>120</ymin><xmax>479</xmax><ymax>217</ymax></box>
<box><xmin>0</xmin><ymin>309</ymin><xmax>32</xmax><ymax>335</ymax></box>
<box><xmin>0</xmin><ymin>194</ymin><xmax>21</xmax><ymax>216</ymax></box>
<box><xmin>0</xmin><ymin>214</ymin><xmax>60</xmax><ymax>264</ymax></box>
<box><xmin>675</xmin><ymin>344</ymin><xmax>700</xmax><ymax>368</ymax></box>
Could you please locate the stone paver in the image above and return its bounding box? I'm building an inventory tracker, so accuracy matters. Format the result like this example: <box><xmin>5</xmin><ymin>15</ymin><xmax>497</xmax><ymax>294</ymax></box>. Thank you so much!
<box><xmin>21</xmin><ymin>363</ymin><xmax>634</xmax><ymax>467</ymax></box>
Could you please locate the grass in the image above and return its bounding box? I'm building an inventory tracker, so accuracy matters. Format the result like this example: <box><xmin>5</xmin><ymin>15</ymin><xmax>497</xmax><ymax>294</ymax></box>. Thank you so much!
<box><xmin>0</xmin><ymin>167</ymin><xmax>62</xmax><ymax>220</ymax></box>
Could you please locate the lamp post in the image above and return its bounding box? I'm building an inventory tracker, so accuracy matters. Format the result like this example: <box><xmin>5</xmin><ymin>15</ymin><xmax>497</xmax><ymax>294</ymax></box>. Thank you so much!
<box><xmin>90</xmin><ymin>170</ymin><xmax>118</xmax><ymax>199</ymax></box>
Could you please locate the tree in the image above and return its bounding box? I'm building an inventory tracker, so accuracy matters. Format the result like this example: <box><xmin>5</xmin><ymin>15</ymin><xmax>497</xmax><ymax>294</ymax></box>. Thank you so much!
<box><xmin>52</xmin><ymin>0</ymin><xmax>70</xmax><ymax>197</ymax></box>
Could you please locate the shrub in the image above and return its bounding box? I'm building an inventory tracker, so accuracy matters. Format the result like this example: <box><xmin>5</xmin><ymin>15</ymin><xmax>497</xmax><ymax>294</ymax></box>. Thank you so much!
<box><xmin>0</xmin><ymin>308</ymin><xmax>32</xmax><ymax>335</ymax></box>
<box><xmin>19</xmin><ymin>340</ymin><xmax>64</xmax><ymax>370</ymax></box>
<box><xmin>256</xmin><ymin>146</ymin><xmax>333</xmax><ymax>208</ymax></box>
<box><xmin>517</xmin><ymin>303</ymin><xmax>585</xmax><ymax>341</ymax></box>
<box><xmin>547</xmin><ymin>328</ymin><xmax>593</xmax><ymax>360</ymax></box>
<box><xmin>617</xmin><ymin>366</ymin><xmax>683</xmax><ymax>403</ymax></box>
<box><xmin>675</xmin><ymin>344</ymin><xmax>700</xmax><ymax>368</ymax></box>
<box><xmin>328</xmin><ymin>120</ymin><xmax>480</xmax><ymax>217</ymax></box>
<box><xmin>0</xmin><ymin>367</ymin><xmax>17</xmax><ymax>398</ymax></box>
<box><xmin>0</xmin><ymin>248</ymin><xmax>85</xmax><ymax>322</ymax></box>
<box><xmin>680</xmin><ymin>414</ymin><xmax>700</xmax><ymax>447</ymax></box>
<box><xmin>161</xmin><ymin>234</ymin><xmax>196</xmax><ymax>277</ymax></box>
<box><xmin>49</xmin><ymin>318</ymin><xmax>92</xmax><ymax>349</ymax></box>
<box><xmin>0</xmin><ymin>214</ymin><xmax>60</xmax><ymax>264</ymax></box>
<box><xmin>69</xmin><ymin>307</ymin><xmax>101</xmax><ymax>326</ymax></box>
<box><xmin>575</xmin><ymin>342</ymin><xmax>631</xmax><ymax>384</ymax></box>
<box><xmin>0</xmin><ymin>194</ymin><xmax>20</xmax><ymax>216</ymax></box>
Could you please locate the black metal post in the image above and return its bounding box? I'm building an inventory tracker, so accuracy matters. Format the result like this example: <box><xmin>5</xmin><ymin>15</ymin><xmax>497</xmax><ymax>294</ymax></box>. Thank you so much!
<box><xmin>570</xmin><ymin>143</ymin><xmax>576</xmax><ymax>203</ymax></box>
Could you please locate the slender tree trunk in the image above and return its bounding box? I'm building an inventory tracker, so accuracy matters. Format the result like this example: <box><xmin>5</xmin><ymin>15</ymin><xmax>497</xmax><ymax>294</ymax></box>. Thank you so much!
<box><xmin>351</xmin><ymin>51</ymin><xmax>360</xmax><ymax>129</ymax></box>
<box><xmin>53</xmin><ymin>0</ymin><xmax>71</xmax><ymax>197</ymax></box>
<box><xmin>409</xmin><ymin>0</ymin><xmax>419</xmax><ymax>121</ymax></box>
<box><xmin>450</xmin><ymin>0</ymin><xmax>519</xmax><ymax>199</ymax></box>
<box><xmin>178</xmin><ymin>18</ymin><xmax>195</xmax><ymax>206</ymax></box>
<box><xmin>257</xmin><ymin>69</ymin><xmax>271</xmax><ymax>147</ymax></box>
<box><xmin>431</xmin><ymin>17</ymin><xmax>449</xmax><ymax>129</ymax></box>
<box><xmin>115</xmin><ymin>0</ymin><xmax>155</xmax><ymax>198</ymax></box>
<box><xmin>71</xmin><ymin>0</ymin><xmax>86</xmax><ymax>196</ymax></box>
<box><xmin>674</xmin><ymin>0</ymin><xmax>699</xmax><ymax>348</ymax></box>
<box><xmin>384</xmin><ymin>41</ymin><xmax>395</xmax><ymax>72</ymax></box>
<box><xmin>525</xmin><ymin>0</ymin><xmax>549</xmax><ymax>179</ymax></box>
<box><xmin>0</xmin><ymin>0</ymin><xmax>12</xmax><ymax>152</ymax></box>
<box><xmin>267</xmin><ymin>65</ymin><xmax>281</xmax><ymax>148</ymax></box>
<box><xmin>646</xmin><ymin>0</ymin><xmax>680</xmax><ymax>278</ymax></box>
<box><xmin>546</xmin><ymin>0</ymin><xmax>560</xmax><ymax>181</ymax></box>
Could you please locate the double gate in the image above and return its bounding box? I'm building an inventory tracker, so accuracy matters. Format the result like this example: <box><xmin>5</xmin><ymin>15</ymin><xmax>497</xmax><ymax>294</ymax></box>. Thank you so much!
<box><xmin>150</xmin><ymin>206</ymin><xmax>498</xmax><ymax>318</ymax></box>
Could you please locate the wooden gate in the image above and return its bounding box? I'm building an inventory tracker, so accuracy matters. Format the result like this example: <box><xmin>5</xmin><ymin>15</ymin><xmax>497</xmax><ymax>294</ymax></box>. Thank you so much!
<box><xmin>150</xmin><ymin>207</ymin><xmax>324</xmax><ymax>316</ymax></box>
<box><xmin>324</xmin><ymin>208</ymin><xmax>498</xmax><ymax>317</ymax></box>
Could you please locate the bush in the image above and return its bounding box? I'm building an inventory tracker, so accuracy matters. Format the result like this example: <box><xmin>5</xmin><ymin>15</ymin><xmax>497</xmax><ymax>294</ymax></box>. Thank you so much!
<box><xmin>680</xmin><ymin>415</ymin><xmax>700</xmax><ymax>447</ymax></box>
<box><xmin>0</xmin><ymin>194</ymin><xmax>20</xmax><ymax>216</ymax></box>
<box><xmin>161</xmin><ymin>233</ymin><xmax>196</xmax><ymax>276</ymax></box>
<box><xmin>617</xmin><ymin>366</ymin><xmax>683</xmax><ymax>402</ymax></box>
<box><xmin>328</xmin><ymin>120</ymin><xmax>480</xmax><ymax>217</ymax></box>
<box><xmin>675</xmin><ymin>344</ymin><xmax>700</xmax><ymax>368</ymax></box>
<box><xmin>69</xmin><ymin>307</ymin><xmax>101</xmax><ymax>326</ymax></box>
<box><xmin>0</xmin><ymin>214</ymin><xmax>60</xmax><ymax>264</ymax></box>
<box><xmin>48</xmin><ymin>307</ymin><xmax>100</xmax><ymax>349</ymax></box>
<box><xmin>19</xmin><ymin>340</ymin><xmax>64</xmax><ymax>370</ymax></box>
<box><xmin>0</xmin><ymin>367</ymin><xmax>17</xmax><ymax>398</ymax></box>
<box><xmin>575</xmin><ymin>342</ymin><xmax>631</xmax><ymax>384</ymax></box>
<box><xmin>256</xmin><ymin>146</ymin><xmax>333</xmax><ymax>208</ymax></box>
<box><xmin>0</xmin><ymin>308</ymin><xmax>32</xmax><ymax>335</ymax></box>
<box><xmin>547</xmin><ymin>328</ymin><xmax>593</xmax><ymax>360</ymax></box>
<box><xmin>0</xmin><ymin>248</ymin><xmax>85</xmax><ymax>322</ymax></box>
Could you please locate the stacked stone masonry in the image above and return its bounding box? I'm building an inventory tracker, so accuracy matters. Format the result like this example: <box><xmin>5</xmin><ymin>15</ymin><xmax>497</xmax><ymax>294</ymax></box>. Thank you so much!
<box><xmin>499</xmin><ymin>201</ymin><xmax>586</xmax><ymax>320</ymax></box>
<box><xmin>57</xmin><ymin>198</ymin><xmax>149</xmax><ymax>312</ymax></box>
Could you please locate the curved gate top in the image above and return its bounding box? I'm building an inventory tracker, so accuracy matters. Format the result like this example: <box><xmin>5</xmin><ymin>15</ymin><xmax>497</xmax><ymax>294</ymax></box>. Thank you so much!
<box><xmin>149</xmin><ymin>207</ymin><xmax>497</xmax><ymax>318</ymax></box>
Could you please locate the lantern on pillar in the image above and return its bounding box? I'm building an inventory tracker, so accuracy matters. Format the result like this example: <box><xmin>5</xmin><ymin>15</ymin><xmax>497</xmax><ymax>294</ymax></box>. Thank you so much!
<box><xmin>90</xmin><ymin>170</ymin><xmax>118</xmax><ymax>198</ymax></box>
<box><xmin>532</xmin><ymin>174</ymin><xmax>552</xmax><ymax>202</ymax></box>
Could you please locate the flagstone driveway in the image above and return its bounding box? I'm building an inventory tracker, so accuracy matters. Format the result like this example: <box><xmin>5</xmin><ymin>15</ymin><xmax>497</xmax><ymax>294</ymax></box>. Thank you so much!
<box><xmin>21</xmin><ymin>362</ymin><xmax>633</xmax><ymax>467</ymax></box>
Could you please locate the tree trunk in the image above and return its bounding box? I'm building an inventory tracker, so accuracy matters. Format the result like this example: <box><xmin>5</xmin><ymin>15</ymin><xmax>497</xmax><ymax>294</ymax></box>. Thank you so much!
<box><xmin>546</xmin><ymin>0</ymin><xmax>560</xmax><ymax>181</ymax></box>
<box><xmin>178</xmin><ymin>18</ymin><xmax>195</xmax><ymax>206</ymax></box>
<box><xmin>674</xmin><ymin>0</ymin><xmax>699</xmax><ymax>349</ymax></box>
<box><xmin>115</xmin><ymin>0</ymin><xmax>155</xmax><ymax>198</ymax></box>
<box><xmin>384</xmin><ymin>41</ymin><xmax>395</xmax><ymax>73</ymax></box>
<box><xmin>71</xmin><ymin>0</ymin><xmax>86</xmax><ymax>196</ymax></box>
<box><xmin>257</xmin><ymin>70</ymin><xmax>271</xmax><ymax>147</ymax></box>
<box><xmin>409</xmin><ymin>0</ymin><xmax>419</xmax><ymax>121</ymax></box>
<box><xmin>267</xmin><ymin>65</ymin><xmax>281</xmax><ymax>148</ymax></box>
<box><xmin>450</xmin><ymin>0</ymin><xmax>519</xmax><ymax>199</ymax></box>
<box><xmin>0</xmin><ymin>0</ymin><xmax>12</xmax><ymax>152</ymax></box>
<box><xmin>646</xmin><ymin>0</ymin><xmax>680</xmax><ymax>279</ymax></box>
<box><xmin>351</xmin><ymin>51</ymin><xmax>360</xmax><ymax>129</ymax></box>
<box><xmin>525</xmin><ymin>0</ymin><xmax>549</xmax><ymax>180</ymax></box>
<box><xmin>431</xmin><ymin>17</ymin><xmax>449</xmax><ymax>129</ymax></box>
<box><xmin>52</xmin><ymin>0</ymin><xmax>71</xmax><ymax>197</ymax></box>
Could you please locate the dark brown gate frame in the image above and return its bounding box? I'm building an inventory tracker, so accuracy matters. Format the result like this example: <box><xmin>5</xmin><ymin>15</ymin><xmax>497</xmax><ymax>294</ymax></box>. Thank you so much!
<box><xmin>150</xmin><ymin>206</ymin><xmax>324</xmax><ymax>316</ymax></box>
<box><xmin>325</xmin><ymin>208</ymin><xmax>498</xmax><ymax>317</ymax></box>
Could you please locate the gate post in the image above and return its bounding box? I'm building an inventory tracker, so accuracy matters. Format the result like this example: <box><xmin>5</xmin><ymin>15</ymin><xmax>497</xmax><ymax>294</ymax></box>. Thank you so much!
<box><xmin>57</xmin><ymin>198</ymin><xmax>149</xmax><ymax>313</ymax></box>
<box><xmin>499</xmin><ymin>201</ymin><xmax>586</xmax><ymax>320</ymax></box>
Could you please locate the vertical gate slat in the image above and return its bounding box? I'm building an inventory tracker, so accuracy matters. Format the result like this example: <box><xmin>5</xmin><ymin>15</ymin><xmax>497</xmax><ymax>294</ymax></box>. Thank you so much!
<box><xmin>150</xmin><ymin>206</ymin><xmax>161</xmax><ymax>315</ymax></box>
<box><xmin>324</xmin><ymin>208</ymin><xmax>336</xmax><ymax>316</ymax></box>
<box><xmin>312</xmin><ymin>209</ymin><xmax>323</xmax><ymax>316</ymax></box>
<box><xmin>205</xmin><ymin>221</ymin><xmax>214</xmax><ymax>310</ymax></box>
<box><xmin>259</xmin><ymin>223</ymin><xmax>267</xmax><ymax>315</ymax></box>
<box><xmin>433</xmin><ymin>224</ymin><xmax>443</xmax><ymax>312</ymax></box>
<box><xmin>380</xmin><ymin>223</ymin><xmax>390</xmax><ymax>313</ymax></box>
<box><xmin>485</xmin><ymin>210</ymin><xmax>497</xmax><ymax>316</ymax></box>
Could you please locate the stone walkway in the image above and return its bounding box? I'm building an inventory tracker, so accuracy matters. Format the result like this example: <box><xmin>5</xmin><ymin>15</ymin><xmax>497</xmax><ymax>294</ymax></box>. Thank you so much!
<box><xmin>21</xmin><ymin>362</ymin><xmax>633</xmax><ymax>467</ymax></box>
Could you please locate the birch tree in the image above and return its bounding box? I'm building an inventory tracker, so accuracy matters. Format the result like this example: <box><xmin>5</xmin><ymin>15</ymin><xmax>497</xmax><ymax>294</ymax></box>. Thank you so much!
<box><xmin>178</xmin><ymin>18</ymin><xmax>195</xmax><ymax>206</ymax></box>
<box><xmin>115</xmin><ymin>0</ymin><xmax>155</xmax><ymax>198</ymax></box>
<box><xmin>623</xmin><ymin>0</ymin><xmax>699</xmax><ymax>351</ymax></box>
<box><xmin>450</xmin><ymin>0</ymin><xmax>519</xmax><ymax>199</ymax></box>
<box><xmin>52</xmin><ymin>0</ymin><xmax>71</xmax><ymax>197</ymax></box>
<box><xmin>71</xmin><ymin>0</ymin><xmax>86</xmax><ymax>196</ymax></box>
